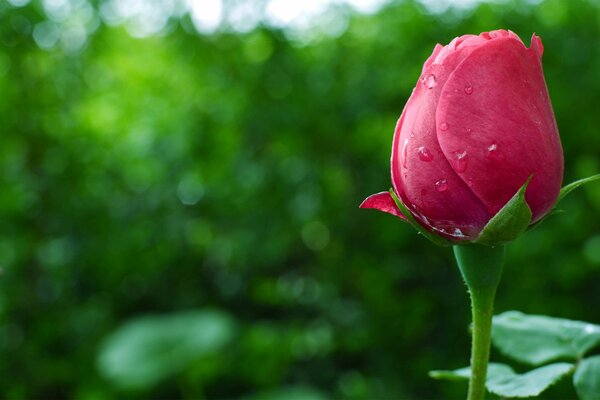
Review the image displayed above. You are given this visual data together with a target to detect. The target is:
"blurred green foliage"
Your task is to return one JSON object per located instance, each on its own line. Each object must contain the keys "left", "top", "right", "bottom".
{"left": 0, "top": 0, "right": 599, "bottom": 398}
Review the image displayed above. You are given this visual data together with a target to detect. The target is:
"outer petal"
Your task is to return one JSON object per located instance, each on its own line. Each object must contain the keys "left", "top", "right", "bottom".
{"left": 436, "top": 36, "right": 563, "bottom": 222}
{"left": 391, "top": 47, "right": 491, "bottom": 239}
{"left": 359, "top": 191, "right": 407, "bottom": 220}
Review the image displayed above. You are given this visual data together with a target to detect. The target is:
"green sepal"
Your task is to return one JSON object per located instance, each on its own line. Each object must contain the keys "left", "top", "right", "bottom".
{"left": 557, "top": 173, "right": 600, "bottom": 204}
{"left": 530, "top": 174, "right": 600, "bottom": 230}
{"left": 389, "top": 189, "right": 451, "bottom": 247}
{"left": 474, "top": 177, "right": 532, "bottom": 246}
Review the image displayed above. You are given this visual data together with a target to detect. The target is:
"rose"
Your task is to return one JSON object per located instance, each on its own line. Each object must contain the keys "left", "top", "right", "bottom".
{"left": 361, "top": 30, "right": 563, "bottom": 241}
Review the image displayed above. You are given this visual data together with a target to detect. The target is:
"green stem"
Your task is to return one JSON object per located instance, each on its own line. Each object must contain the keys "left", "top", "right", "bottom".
{"left": 453, "top": 244, "right": 505, "bottom": 400}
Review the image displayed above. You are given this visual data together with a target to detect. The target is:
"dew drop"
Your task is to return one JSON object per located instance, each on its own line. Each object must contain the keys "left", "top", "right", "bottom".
{"left": 453, "top": 228, "right": 465, "bottom": 238}
{"left": 439, "top": 122, "right": 449, "bottom": 132}
{"left": 435, "top": 178, "right": 448, "bottom": 193}
{"left": 467, "top": 177, "right": 474, "bottom": 187}
{"left": 452, "top": 150, "right": 468, "bottom": 172}
{"left": 464, "top": 84, "right": 473, "bottom": 95}
{"left": 466, "top": 128, "right": 472, "bottom": 134}
{"left": 421, "top": 74, "right": 437, "bottom": 89}
{"left": 486, "top": 143, "right": 504, "bottom": 162}
{"left": 401, "top": 139, "right": 409, "bottom": 168}
{"left": 417, "top": 146, "right": 434, "bottom": 162}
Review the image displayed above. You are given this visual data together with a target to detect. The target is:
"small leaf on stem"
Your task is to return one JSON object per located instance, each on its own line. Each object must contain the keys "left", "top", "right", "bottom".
{"left": 430, "top": 362, "right": 573, "bottom": 398}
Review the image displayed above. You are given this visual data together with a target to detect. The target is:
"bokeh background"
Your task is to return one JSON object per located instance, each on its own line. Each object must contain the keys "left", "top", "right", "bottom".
{"left": 1, "top": 0, "right": 600, "bottom": 398}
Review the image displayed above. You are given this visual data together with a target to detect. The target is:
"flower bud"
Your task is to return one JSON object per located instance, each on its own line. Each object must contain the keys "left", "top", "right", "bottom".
{"left": 361, "top": 30, "right": 563, "bottom": 242}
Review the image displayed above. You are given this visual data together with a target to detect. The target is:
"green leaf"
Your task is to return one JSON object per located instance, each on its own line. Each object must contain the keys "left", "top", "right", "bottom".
{"left": 573, "top": 355, "right": 600, "bottom": 400}
{"left": 430, "top": 362, "right": 573, "bottom": 398}
{"left": 475, "top": 177, "right": 532, "bottom": 246}
{"left": 97, "top": 309, "right": 235, "bottom": 389}
{"left": 429, "top": 362, "right": 511, "bottom": 381}
{"left": 486, "top": 362, "right": 573, "bottom": 398}
{"left": 557, "top": 174, "right": 600, "bottom": 204}
{"left": 389, "top": 189, "right": 451, "bottom": 247}
{"left": 492, "top": 311, "right": 600, "bottom": 366}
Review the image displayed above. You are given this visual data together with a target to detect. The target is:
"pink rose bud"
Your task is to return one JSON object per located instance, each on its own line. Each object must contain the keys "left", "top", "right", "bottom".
{"left": 361, "top": 30, "right": 563, "bottom": 241}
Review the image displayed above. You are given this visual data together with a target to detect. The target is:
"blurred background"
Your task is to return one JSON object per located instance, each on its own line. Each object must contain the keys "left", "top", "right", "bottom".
{"left": 1, "top": 0, "right": 599, "bottom": 398}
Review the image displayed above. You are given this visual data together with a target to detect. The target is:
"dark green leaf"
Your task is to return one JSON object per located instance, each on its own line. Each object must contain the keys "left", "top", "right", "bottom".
{"left": 486, "top": 363, "right": 573, "bottom": 398}
{"left": 97, "top": 310, "right": 235, "bottom": 389}
{"left": 492, "top": 311, "right": 600, "bottom": 365}
{"left": 557, "top": 174, "right": 600, "bottom": 204}
{"left": 430, "top": 362, "right": 572, "bottom": 398}
{"left": 475, "top": 177, "right": 532, "bottom": 246}
{"left": 429, "top": 363, "right": 511, "bottom": 381}
{"left": 573, "top": 355, "right": 600, "bottom": 400}
{"left": 389, "top": 189, "right": 451, "bottom": 247}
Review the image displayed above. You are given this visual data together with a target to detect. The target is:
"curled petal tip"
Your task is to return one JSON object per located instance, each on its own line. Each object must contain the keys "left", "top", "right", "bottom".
{"left": 530, "top": 33, "right": 544, "bottom": 57}
{"left": 360, "top": 191, "right": 407, "bottom": 221}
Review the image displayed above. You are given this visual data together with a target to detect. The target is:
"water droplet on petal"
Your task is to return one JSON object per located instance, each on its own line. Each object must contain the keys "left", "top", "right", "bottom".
{"left": 401, "top": 139, "right": 409, "bottom": 169}
{"left": 439, "top": 122, "right": 449, "bottom": 132}
{"left": 467, "top": 178, "right": 474, "bottom": 187}
{"left": 421, "top": 74, "right": 436, "bottom": 89}
{"left": 417, "top": 146, "right": 434, "bottom": 162}
{"left": 486, "top": 143, "right": 504, "bottom": 162}
{"left": 452, "top": 150, "right": 468, "bottom": 172}
{"left": 410, "top": 132, "right": 415, "bottom": 138}
{"left": 466, "top": 128, "right": 472, "bottom": 134}
{"left": 435, "top": 179, "right": 448, "bottom": 192}
{"left": 464, "top": 84, "right": 473, "bottom": 95}
{"left": 453, "top": 228, "right": 465, "bottom": 237}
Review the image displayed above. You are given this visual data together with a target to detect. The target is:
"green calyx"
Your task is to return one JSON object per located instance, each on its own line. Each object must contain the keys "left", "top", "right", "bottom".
{"left": 391, "top": 173, "right": 600, "bottom": 248}
{"left": 389, "top": 189, "right": 452, "bottom": 247}
{"left": 473, "top": 177, "right": 533, "bottom": 246}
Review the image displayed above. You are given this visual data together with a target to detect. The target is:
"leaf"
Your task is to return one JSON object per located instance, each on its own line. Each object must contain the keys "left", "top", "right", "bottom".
{"left": 492, "top": 311, "right": 600, "bottom": 366}
{"left": 557, "top": 174, "right": 600, "bottom": 204}
{"left": 573, "top": 355, "right": 600, "bottom": 400}
{"left": 389, "top": 189, "right": 451, "bottom": 247}
{"left": 429, "top": 362, "right": 511, "bottom": 381}
{"left": 475, "top": 177, "right": 532, "bottom": 246}
{"left": 430, "top": 363, "right": 573, "bottom": 398}
{"left": 486, "top": 363, "right": 573, "bottom": 398}
{"left": 97, "top": 309, "right": 235, "bottom": 389}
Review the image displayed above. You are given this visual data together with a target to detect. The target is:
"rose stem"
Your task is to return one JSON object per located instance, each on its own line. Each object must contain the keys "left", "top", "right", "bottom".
{"left": 453, "top": 244, "right": 505, "bottom": 400}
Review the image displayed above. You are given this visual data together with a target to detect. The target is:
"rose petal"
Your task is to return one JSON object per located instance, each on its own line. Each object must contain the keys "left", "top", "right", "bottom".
{"left": 360, "top": 191, "right": 407, "bottom": 221}
{"left": 391, "top": 46, "right": 490, "bottom": 237}
{"left": 436, "top": 36, "right": 563, "bottom": 222}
